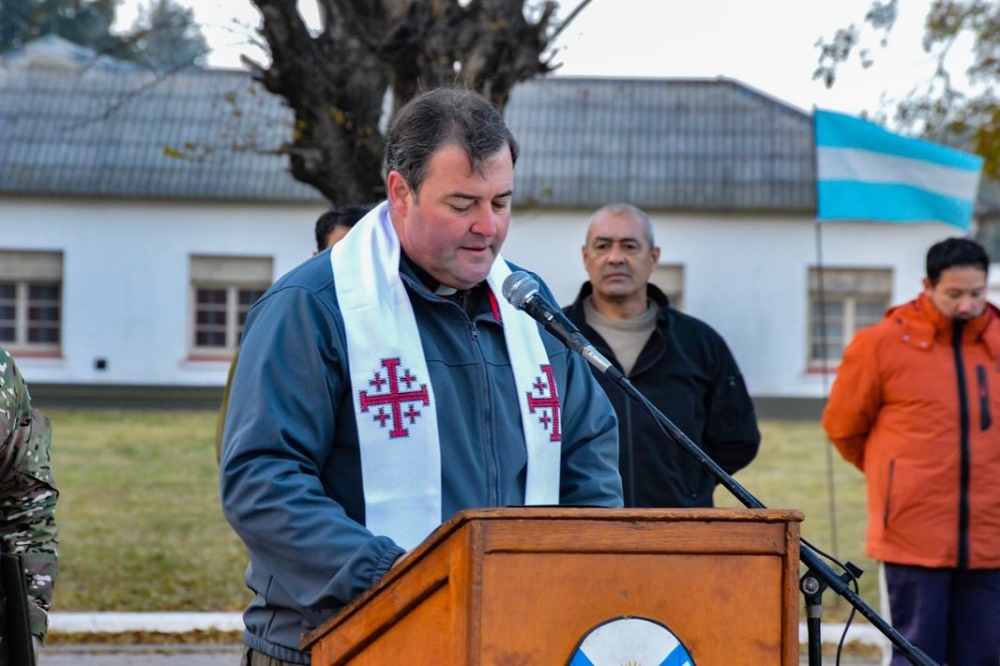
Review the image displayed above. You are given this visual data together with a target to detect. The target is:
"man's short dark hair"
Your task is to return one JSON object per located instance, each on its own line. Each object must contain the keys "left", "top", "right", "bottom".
{"left": 315, "top": 204, "right": 371, "bottom": 252}
{"left": 382, "top": 87, "right": 519, "bottom": 195}
{"left": 926, "top": 237, "right": 991, "bottom": 285}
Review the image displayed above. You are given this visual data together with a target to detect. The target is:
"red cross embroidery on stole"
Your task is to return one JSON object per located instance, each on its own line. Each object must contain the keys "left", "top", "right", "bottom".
{"left": 526, "top": 364, "right": 562, "bottom": 442}
{"left": 359, "top": 357, "right": 430, "bottom": 438}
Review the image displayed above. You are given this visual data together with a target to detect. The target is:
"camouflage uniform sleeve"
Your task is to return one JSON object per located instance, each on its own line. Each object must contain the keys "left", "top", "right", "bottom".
{"left": 0, "top": 349, "right": 59, "bottom": 641}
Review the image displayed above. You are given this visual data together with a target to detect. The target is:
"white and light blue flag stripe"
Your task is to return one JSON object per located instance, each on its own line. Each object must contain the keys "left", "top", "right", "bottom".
{"left": 815, "top": 109, "right": 983, "bottom": 231}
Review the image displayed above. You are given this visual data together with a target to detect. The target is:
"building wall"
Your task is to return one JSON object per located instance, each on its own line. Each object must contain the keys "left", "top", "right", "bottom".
{"left": 2, "top": 196, "right": 325, "bottom": 386}
{"left": 0, "top": 196, "right": 979, "bottom": 398}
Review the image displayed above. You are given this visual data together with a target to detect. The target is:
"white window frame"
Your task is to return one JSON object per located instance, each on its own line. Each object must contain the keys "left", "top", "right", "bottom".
{"left": 0, "top": 250, "right": 63, "bottom": 355}
{"left": 189, "top": 255, "right": 272, "bottom": 358}
{"left": 807, "top": 267, "right": 892, "bottom": 369}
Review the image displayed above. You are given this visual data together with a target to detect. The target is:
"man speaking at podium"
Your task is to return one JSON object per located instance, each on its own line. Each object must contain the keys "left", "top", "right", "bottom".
{"left": 220, "top": 87, "right": 624, "bottom": 666}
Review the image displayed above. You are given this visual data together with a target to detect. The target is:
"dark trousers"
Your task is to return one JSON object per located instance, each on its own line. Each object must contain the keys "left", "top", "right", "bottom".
{"left": 884, "top": 563, "right": 1000, "bottom": 666}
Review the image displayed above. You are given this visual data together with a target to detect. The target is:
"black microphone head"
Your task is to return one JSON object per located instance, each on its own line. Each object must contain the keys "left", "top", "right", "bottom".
{"left": 502, "top": 271, "right": 540, "bottom": 310}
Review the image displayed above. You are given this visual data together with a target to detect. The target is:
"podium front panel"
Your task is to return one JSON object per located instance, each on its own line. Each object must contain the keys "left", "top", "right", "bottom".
{"left": 303, "top": 508, "right": 801, "bottom": 665}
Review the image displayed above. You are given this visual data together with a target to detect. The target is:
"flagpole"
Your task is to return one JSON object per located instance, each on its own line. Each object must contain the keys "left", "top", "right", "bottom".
{"left": 808, "top": 107, "right": 849, "bottom": 666}
{"left": 814, "top": 218, "right": 840, "bottom": 562}
{"left": 812, "top": 105, "right": 840, "bottom": 562}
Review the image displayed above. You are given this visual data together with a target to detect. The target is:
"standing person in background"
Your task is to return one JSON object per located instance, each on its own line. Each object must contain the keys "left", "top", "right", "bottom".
{"left": 312, "top": 204, "right": 371, "bottom": 256}
{"left": 214, "top": 204, "right": 372, "bottom": 462}
{"left": 563, "top": 203, "right": 760, "bottom": 507}
{"left": 0, "top": 346, "right": 58, "bottom": 665}
{"left": 823, "top": 237, "right": 1000, "bottom": 666}
{"left": 220, "top": 87, "right": 622, "bottom": 666}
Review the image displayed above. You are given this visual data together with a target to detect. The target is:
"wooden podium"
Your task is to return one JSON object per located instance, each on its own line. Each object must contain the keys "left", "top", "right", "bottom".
{"left": 302, "top": 507, "right": 802, "bottom": 665}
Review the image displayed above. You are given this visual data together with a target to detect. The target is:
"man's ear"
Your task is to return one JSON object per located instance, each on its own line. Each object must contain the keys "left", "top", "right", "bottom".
{"left": 386, "top": 171, "right": 412, "bottom": 218}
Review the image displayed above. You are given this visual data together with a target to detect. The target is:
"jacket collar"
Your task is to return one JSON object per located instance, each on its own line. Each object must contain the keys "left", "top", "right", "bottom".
{"left": 890, "top": 293, "right": 1000, "bottom": 357}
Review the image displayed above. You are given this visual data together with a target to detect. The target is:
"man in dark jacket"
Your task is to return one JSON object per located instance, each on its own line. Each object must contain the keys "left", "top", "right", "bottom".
{"left": 563, "top": 203, "right": 760, "bottom": 507}
{"left": 221, "top": 88, "right": 622, "bottom": 666}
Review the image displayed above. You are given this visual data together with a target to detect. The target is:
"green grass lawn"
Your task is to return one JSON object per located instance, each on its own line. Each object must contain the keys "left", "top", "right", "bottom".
{"left": 47, "top": 410, "right": 876, "bottom": 621}
{"left": 49, "top": 409, "right": 250, "bottom": 612}
{"left": 715, "top": 420, "right": 877, "bottom": 620}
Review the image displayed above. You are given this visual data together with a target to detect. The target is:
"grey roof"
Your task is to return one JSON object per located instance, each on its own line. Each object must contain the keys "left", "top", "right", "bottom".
{"left": 0, "top": 52, "right": 816, "bottom": 211}
{"left": 0, "top": 62, "right": 318, "bottom": 202}
{"left": 508, "top": 77, "right": 814, "bottom": 212}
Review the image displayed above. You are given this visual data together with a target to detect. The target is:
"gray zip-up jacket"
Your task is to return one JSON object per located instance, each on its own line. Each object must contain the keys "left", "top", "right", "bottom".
{"left": 220, "top": 251, "right": 623, "bottom": 664}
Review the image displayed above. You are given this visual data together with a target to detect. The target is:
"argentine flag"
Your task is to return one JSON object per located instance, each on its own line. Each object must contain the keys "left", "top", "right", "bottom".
{"left": 815, "top": 109, "right": 983, "bottom": 231}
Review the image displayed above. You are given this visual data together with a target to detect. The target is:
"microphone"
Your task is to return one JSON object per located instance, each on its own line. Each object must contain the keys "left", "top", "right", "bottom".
{"left": 502, "top": 271, "right": 618, "bottom": 377}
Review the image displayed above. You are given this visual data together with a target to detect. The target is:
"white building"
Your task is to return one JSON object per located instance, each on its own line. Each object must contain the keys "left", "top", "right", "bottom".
{"left": 0, "top": 42, "right": 980, "bottom": 414}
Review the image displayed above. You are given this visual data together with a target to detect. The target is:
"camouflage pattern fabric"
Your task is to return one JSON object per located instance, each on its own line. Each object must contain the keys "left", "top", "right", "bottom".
{"left": 0, "top": 347, "right": 58, "bottom": 644}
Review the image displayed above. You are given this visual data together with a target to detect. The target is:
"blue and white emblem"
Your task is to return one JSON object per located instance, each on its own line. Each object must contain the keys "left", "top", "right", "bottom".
{"left": 567, "top": 616, "right": 695, "bottom": 666}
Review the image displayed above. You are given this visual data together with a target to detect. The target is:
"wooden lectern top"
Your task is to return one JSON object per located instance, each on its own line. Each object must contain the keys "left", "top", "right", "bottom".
{"left": 303, "top": 507, "right": 803, "bottom": 665}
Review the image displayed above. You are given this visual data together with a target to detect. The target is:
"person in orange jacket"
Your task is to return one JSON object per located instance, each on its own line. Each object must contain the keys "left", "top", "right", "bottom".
{"left": 822, "top": 237, "right": 1000, "bottom": 666}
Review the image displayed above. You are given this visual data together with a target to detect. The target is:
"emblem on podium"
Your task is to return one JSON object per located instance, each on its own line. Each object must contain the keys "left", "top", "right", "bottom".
{"left": 567, "top": 616, "right": 694, "bottom": 666}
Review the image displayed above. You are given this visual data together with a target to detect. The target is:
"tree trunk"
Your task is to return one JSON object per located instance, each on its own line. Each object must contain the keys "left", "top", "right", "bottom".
{"left": 247, "top": 0, "right": 585, "bottom": 204}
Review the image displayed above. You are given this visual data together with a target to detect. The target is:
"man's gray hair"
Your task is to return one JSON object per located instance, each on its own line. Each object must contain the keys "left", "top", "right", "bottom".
{"left": 588, "top": 203, "right": 655, "bottom": 246}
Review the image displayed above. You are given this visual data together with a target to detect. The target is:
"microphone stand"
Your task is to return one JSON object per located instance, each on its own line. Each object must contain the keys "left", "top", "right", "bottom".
{"left": 598, "top": 364, "right": 936, "bottom": 666}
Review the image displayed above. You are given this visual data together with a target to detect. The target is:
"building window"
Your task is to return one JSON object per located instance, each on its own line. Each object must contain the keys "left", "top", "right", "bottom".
{"left": 808, "top": 267, "right": 892, "bottom": 368}
{"left": 0, "top": 250, "right": 63, "bottom": 354}
{"left": 650, "top": 264, "right": 684, "bottom": 311}
{"left": 190, "top": 256, "right": 272, "bottom": 357}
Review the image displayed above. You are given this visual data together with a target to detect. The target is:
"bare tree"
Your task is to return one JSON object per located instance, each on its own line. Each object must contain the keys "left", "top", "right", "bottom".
{"left": 242, "top": 0, "right": 589, "bottom": 204}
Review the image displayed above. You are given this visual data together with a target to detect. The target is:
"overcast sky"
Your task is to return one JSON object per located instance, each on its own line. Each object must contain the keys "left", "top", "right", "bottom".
{"left": 115, "top": 0, "right": 959, "bottom": 118}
